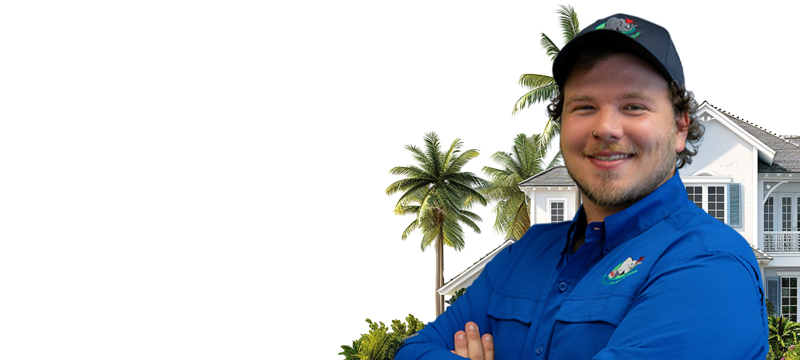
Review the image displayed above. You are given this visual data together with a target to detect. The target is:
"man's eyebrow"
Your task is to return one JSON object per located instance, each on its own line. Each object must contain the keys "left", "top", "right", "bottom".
{"left": 620, "top": 92, "right": 656, "bottom": 102}
{"left": 565, "top": 92, "right": 657, "bottom": 103}
{"left": 565, "top": 95, "right": 594, "bottom": 102}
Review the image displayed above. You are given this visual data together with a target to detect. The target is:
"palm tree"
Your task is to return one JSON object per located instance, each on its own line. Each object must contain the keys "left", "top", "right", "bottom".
{"left": 512, "top": 4, "right": 580, "bottom": 146}
{"left": 386, "top": 132, "right": 487, "bottom": 316}
{"left": 482, "top": 133, "right": 561, "bottom": 241}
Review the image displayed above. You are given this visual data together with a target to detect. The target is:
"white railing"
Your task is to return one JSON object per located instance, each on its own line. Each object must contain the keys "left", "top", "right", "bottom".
{"left": 764, "top": 232, "right": 800, "bottom": 252}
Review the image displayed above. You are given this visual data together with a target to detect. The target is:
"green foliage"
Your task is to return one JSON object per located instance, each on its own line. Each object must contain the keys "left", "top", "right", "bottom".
{"left": 386, "top": 132, "right": 487, "bottom": 252}
{"left": 773, "top": 342, "right": 800, "bottom": 360}
{"left": 481, "top": 133, "right": 562, "bottom": 240}
{"left": 512, "top": 4, "right": 581, "bottom": 147}
{"left": 768, "top": 298, "right": 776, "bottom": 317}
{"left": 770, "top": 316, "right": 800, "bottom": 356}
{"left": 339, "top": 314, "right": 426, "bottom": 360}
{"left": 387, "top": 132, "right": 488, "bottom": 315}
{"left": 339, "top": 340, "right": 361, "bottom": 360}
{"left": 445, "top": 288, "right": 466, "bottom": 305}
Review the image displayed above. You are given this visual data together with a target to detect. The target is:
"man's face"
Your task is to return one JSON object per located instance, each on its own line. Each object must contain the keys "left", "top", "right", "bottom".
{"left": 559, "top": 52, "right": 689, "bottom": 213}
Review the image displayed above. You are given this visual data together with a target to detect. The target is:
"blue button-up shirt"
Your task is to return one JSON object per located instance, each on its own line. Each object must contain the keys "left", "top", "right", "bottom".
{"left": 396, "top": 172, "right": 767, "bottom": 359}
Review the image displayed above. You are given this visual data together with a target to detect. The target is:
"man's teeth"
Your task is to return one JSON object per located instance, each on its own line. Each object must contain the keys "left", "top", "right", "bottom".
{"left": 594, "top": 154, "right": 630, "bottom": 161}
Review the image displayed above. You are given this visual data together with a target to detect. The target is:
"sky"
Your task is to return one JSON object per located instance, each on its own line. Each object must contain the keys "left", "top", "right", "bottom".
{"left": 2, "top": 1, "right": 798, "bottom": 359}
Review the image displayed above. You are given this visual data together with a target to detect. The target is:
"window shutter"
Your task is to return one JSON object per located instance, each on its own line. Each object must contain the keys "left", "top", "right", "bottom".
{"left": 727, "top": 183, "right": 743, "bottom": 228}
{"left": 767, "top": 276, "right": 779, "bottom": 317}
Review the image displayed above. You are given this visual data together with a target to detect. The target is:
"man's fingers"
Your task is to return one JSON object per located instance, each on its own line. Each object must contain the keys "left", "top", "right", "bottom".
{"left": 453, "top": 331, "right": 468, "bottom": 358}
{"left": 465, "top": 322, "right": 484, "bottom": 360}
{"left": 453, "top": 323, "right": 494, "bottom": 360}
{"left": 482, "top": 334, "right": 494, "bottom": 360}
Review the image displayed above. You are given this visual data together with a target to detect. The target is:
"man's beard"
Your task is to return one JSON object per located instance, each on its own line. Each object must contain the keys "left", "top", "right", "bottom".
{"left": 566, "top": 137, "right": 677, "bottom": 210}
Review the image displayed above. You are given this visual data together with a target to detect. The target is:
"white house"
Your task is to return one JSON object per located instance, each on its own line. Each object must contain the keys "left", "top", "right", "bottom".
{"left": 439, "top": 101, "right": 800, "bottom": 320}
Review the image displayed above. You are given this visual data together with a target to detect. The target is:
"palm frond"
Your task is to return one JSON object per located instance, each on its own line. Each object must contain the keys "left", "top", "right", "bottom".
{"left": 447, "top": 172, "right": 487, "bottom": 188}
{"left": 447, "top": 148, "right": 480, "bottom": 173}
{"left": 400, "top": 219, "right": 419, "bottom": 240}
{"left": 403, "top": 145, "right": 432, "bottom": 170}
{"left": 391, "top": 182, "right": 431, "bottom": 211}
{"left": 447, "top": 181, "right": 488, "bottom": 207}
{"left": 419, "top": 218, "right": 439, "bottom": 251}
{"left": 442, "top": 137, "right": 464, "bottom": 171}
{"left": 546, "top": 149, "right": 563, "bottom": 169}
{"left": 557, "top": 4, "right": 580, "bottom": 44}
{"left": 512, "top": 79, "right": 558, "bottom": 116}
{"left": 539, "top": 33, "right": 560, "bottom": 62}
{"left": 388, "top": 165, "right": 434, "bottom": 181}
{"left": 456, "top": 213, "right": 481, "bottom": 236}
{"left": 423, "top": 132, "right": 443, "bottom": 178}
{"left": 518, "top": 73, "right": 556, "bottom": 89}
{"left": 385, "top": 177, "right": 429, "bottom": 197}
{"left": 508, "top": 199, "right": 531, "bottom": 240}
{"left": 441, "top": 217, "right": 466, "bottom": 250}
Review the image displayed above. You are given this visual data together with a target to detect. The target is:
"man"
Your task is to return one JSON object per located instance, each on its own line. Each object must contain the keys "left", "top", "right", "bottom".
{"left": 396, "top": 13, "right": 767, "bottom": 359}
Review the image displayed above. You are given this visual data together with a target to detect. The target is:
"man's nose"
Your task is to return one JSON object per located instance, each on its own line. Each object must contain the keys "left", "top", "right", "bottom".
{"left": 591, "top": 109, "right": 623, "bottom": 141}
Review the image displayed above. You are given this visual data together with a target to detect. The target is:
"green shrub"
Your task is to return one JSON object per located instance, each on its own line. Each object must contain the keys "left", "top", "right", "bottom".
{"left": 339, "top": 314, "right": 425, "bottom": 360}
{"left": 769, "top": 316, "right": 800, "bottom": 359}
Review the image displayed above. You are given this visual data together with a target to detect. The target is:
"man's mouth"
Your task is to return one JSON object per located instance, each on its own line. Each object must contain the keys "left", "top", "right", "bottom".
{"left": 590, "top": 154, "right": 632, "bottom": 161}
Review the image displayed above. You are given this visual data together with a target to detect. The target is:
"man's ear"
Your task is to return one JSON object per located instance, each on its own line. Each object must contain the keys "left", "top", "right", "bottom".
{"left": 675, "top": 112, "right": 690, "bottom": 153}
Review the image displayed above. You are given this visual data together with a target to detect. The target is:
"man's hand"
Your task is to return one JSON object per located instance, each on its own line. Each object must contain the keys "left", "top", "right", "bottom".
{"left": 451, "top": 322, "right": 494, "bottom": 360}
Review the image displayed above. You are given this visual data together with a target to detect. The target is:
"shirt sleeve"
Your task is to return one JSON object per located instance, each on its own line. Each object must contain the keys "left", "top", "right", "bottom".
{"left": 592, "top": 252, "right": 768, "bottom": 359}
{"left": 394, "top": 247, "right": 510, "bottom": 360}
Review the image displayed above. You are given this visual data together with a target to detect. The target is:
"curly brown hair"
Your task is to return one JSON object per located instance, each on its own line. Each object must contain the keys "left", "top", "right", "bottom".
{"left": 547, "top": 47, "right": 704, "bottom": 169}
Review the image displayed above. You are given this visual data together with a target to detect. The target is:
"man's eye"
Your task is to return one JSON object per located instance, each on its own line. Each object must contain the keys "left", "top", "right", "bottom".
{"left": 624, "top": 104, "right": 646, "bottom": 110}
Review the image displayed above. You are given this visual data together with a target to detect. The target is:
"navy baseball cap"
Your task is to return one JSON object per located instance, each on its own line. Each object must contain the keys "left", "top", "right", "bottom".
{"left": 553, "top": 14, "right": 684, "bottom": 89}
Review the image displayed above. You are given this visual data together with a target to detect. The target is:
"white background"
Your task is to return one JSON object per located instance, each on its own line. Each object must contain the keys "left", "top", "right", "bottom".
{"left": 1, "top": 1, "right": 796, "bottom": 359}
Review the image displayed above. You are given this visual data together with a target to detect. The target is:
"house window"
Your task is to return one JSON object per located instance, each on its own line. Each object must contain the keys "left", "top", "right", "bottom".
{"left": 686, "top": 185, "right": 725, "bottom": 222}
{"left": 707, "top": 186, "right": 725, "bottom": 221}
{"left": 796, "top": 196, "right": 800, "bottom": 231}
{"left": 764, "top": 197, "right": 776, "bottom": 251}
{"left": 764, "top": 194, "right": 800, "bottom": 252}
{"left": 686, "top": 186, "right": 703, "bottom": 209}
{"left": 550, "top": 201, "right": 565, "bottom": 223}
{"left": 783, "top": 277, "right": 798, "bottom": 322}
{"left": 783, "top": 196, "right": 794, "bottom": 232}
{"left": 765, "top": 197, "right": 775, "bottom": 232}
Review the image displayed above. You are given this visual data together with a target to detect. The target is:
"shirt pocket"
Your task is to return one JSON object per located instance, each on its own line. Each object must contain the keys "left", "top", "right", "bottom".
{"left": 549, "top": 296, "right": 633, "bottom": 360}
{"left": 486, "top": 292, "right": 536, "bottom": 360}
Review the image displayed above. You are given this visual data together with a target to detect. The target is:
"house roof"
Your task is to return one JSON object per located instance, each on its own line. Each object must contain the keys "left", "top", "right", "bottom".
{"left": 751, "top": 244, "right": 773, "bottom": 261}
{"left": 705, "top": 102, "right": 800, "bottom": 173}
{"left": 784, "top": 136, "right": 800, "bottom": 147}
{"left": 438, "top": 239, "right": 515, "bottom": 296}
{"left": 518, "top": 166, "right": 576, "bottom": 187}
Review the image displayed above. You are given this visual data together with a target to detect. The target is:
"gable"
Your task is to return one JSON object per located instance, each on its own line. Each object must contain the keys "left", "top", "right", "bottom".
{"left": 682, "top": 113, "right": 755, "bottom": 180}
{"left": 696, "top": 102, "right": 775, "bottom": 166}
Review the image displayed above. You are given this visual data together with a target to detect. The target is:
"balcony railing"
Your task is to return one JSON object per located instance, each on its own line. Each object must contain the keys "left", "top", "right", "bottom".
{"left": 764, "top": 231, "right": 800, "bottom": 252}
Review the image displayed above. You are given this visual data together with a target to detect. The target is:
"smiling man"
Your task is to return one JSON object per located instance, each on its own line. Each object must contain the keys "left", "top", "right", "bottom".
{"left": 395, "top": 14, "right": 768, "bottom": 360}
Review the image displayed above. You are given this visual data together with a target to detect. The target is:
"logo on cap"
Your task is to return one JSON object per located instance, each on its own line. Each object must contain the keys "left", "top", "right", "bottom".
{"left": 602, "top": 256, "right": 644, "bottom": 284}
{"left": 595, "top": 17, "right": 640, "bottom": 39}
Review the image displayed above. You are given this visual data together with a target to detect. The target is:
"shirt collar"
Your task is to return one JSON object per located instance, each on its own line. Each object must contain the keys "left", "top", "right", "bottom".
{"left": 565, "top": 170, "right": 688, "bottom": 255}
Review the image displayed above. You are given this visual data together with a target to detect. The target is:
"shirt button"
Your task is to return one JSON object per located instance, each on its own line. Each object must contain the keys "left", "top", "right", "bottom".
{"left": 605, "top": 244, "right": 612, "bottom": 251}
{"left": 536, "top": 346, "right": 544, "bottom": 355}
{"left": 558, "top": 282, "right": 568, "bottom": 292}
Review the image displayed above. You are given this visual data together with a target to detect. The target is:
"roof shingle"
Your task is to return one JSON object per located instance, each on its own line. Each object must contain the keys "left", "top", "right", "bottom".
{"left": 518, "top": 166, "right": 576, "bottom": 187}
{"left": 705, "top": 102, "right": 800, "bottom": 173}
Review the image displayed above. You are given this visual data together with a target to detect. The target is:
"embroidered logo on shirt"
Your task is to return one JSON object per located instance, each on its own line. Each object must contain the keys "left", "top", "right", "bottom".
{"left": 602, "top": 256, "right": 645, "bottom": 285}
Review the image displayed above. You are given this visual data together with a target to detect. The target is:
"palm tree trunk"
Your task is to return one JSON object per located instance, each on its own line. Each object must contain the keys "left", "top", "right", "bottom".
{"left": 435, "top": 228, "right": 445, "bottom": 316}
